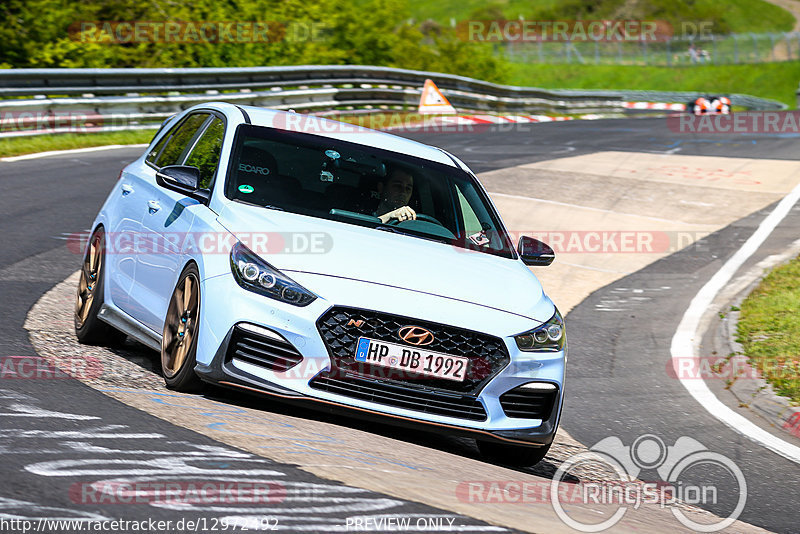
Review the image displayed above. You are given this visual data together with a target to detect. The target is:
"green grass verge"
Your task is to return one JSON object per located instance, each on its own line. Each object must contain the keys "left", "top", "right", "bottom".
{"left": 737, "top": 256, "right": 800, "bottom": 404}
{"left": 505, "top": 62, "right": 800, "bottom": 108}
{"left": 0, "top": 129, "right": 158, "bottom": 158}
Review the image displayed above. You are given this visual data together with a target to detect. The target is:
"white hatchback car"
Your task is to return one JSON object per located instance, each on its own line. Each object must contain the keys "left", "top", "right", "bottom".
{"left": 75, "top": 102, "right": 565, "bottom": 466}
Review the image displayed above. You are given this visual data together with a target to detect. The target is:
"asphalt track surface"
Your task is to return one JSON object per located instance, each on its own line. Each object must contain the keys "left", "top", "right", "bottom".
{"left": 1, "top": 117, "right": 800, "bottom": 532}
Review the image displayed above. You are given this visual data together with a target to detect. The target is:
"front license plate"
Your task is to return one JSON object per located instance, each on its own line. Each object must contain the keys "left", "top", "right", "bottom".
{"left": 354, "top": 337, "right": 468, "bottom": 382}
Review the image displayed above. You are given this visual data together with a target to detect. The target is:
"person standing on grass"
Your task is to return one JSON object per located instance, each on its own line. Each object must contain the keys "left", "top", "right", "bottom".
{"left": 689, "top": 42, "right": 699, "bottom": 64}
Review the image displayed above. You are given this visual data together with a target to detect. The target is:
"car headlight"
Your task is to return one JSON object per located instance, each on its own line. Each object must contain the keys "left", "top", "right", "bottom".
{"left": 230, "top": 242, "right": 316, "bottom": 307}
{"left": 514, "top": 310, "right": 565, "bottom": 352}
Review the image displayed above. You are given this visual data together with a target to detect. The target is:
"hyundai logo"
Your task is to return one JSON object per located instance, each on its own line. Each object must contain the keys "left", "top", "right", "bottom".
{"left": 398, "top": 326, "right": 434, "bottom": 346}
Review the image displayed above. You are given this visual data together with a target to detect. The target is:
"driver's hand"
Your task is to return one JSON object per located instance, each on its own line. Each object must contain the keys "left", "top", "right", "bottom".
{"left": 379, "top": 206, "right": 416, "bottom": 224}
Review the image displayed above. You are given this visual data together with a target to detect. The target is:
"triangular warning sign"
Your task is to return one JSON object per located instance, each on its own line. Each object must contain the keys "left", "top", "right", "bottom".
{"left": 418, "top": 79, "right": 456, "bottom": 115}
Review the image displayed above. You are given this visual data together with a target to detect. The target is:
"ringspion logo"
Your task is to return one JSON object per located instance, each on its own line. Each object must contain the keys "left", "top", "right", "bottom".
{"left": 550, "top": 434, "right": 747, "bottom": 532}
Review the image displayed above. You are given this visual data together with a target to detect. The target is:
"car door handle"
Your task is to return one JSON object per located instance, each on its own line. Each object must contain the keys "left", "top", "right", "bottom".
{"left": 121, "top": 184, "right": 134, "bottom": 196}
{"left": 147, "top": 200, "right": 160, "bottom": 213}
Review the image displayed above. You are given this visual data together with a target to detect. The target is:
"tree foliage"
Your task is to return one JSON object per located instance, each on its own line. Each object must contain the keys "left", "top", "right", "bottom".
{"left": 0, "top": 0, "right": 506, "bottom": 82}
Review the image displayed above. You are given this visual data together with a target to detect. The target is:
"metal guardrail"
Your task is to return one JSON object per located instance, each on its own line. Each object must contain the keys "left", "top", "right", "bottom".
{"left": 0, "top": 65, "right": 787, "bottom": 137}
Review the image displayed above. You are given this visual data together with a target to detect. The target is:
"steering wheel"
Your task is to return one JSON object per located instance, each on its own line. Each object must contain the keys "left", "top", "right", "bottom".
{"left": 387, "top": 213, "right": 443, "bottom": 226}
{"left": 413, "top": 213, "right": 444, "bottom": 225}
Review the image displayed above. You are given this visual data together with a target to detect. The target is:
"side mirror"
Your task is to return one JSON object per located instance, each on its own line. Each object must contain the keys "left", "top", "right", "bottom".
{"left": 155, "top": 165, "right": 209, "bottom": 203}
{"left": 518, "top": 236, "right": 555, "bottom": 266}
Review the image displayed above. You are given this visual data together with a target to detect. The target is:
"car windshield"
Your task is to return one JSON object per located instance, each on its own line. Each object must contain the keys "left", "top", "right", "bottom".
{"left": 225, "top": 124, "right": 516, "bottom": 259}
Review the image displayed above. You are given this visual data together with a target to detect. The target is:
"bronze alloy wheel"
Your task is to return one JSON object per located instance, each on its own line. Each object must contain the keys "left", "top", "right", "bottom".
{"left": 161, "top": 265, "right": 203, "bottom": 391}
{"left": 74, "top": 227, "right": 126, "bottom": 346}
{"left": 75, "top": 232, "right": 102, "bottom": 328}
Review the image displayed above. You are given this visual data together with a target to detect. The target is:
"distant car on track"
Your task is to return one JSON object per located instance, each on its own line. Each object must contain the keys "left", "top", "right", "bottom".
{"left": 688, "top": 95, "right": 731, "bottom": 115}
{"left": 74, "top": 102, "right": 565, "bottom": 466}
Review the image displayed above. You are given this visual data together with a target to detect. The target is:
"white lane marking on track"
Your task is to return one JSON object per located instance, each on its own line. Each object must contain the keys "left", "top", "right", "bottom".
{"left": 25, "top": 458, "right": 286, "bottom": 477}
{"left": 0, "top": 403, "right": 100, "bottom": 420}
{"left": 152, "top": 498, "right": 402, "bottom": 514}
{"left": 0, "top": 394, "right": 435, "bottom": 524}
{"left": 0, "top": 425, "right": 163, "bottom": 439}
{"left": 60, "top": 441, "right": 252, "bottom": 457}
{"left": 487, "top": 191, "right": 702, "bottom": 225}
{"left": 0, "top": 496, "right": 110, "bottom": 522}
{"left": 0, "top": 144, "right": 147, "bottom": 162}
{"left": 671, "top": 180, "right": 800, "bottom": 465}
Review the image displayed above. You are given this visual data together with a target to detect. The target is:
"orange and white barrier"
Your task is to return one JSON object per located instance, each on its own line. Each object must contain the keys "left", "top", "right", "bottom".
{"left": 623, "top": 101, "right": 687, "bottom": 111}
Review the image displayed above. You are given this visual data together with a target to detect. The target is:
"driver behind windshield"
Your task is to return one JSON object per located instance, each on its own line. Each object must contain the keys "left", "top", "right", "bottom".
{"left": 375, "top": 165, "right": 417, "bottom": 224}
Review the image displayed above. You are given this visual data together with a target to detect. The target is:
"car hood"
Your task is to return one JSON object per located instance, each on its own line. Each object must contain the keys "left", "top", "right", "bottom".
{"left": 217, "top": 202, "right": 550, "bottom": 323}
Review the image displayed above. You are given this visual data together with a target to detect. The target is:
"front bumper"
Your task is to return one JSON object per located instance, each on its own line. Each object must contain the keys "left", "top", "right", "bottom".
{"left": 194, "top": 272, "right": 566, "bottom": 447}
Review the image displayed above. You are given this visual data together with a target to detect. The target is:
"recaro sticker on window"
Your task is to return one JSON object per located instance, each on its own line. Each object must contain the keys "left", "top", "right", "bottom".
{"left": 238, "top": 163, "right": 270, "bottom": 176}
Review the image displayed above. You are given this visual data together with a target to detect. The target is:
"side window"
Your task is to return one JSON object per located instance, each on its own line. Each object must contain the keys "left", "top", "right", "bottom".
{"left": 184, "top": 117, "right": 225, "bottom": 189}
{"left": 455, "top": 182, "right": 501, "bottom": 249}
{"left": 456, "top": 187, "right": 483, "bottom": 235}
{"left": 153, "top": 113, "right": 210, "bottom": 168}
{"left": 145, "top": 126, "right": 172, "bottom": 164}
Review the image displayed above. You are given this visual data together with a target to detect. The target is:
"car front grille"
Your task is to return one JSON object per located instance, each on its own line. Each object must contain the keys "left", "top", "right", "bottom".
{"left": 309, "top": 373, "right": 487, "bottom": 421}
{"left": 225, "top": 324, "right": 303, "bottom": 372}
{"left": 499, "top": 384, "right": 559, "bottom": 420}
{"left": 316, "top": 306, "right": 509, "bottom": 395}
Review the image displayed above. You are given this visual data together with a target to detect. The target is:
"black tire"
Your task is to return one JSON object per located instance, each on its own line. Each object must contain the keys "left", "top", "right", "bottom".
{"left": 477, "top": 439, "right": 552, "bottom": 467}
{"left": 161, "top": 263, "right": 204, "bottom": 392}
{"left": 75, "top": 226, "right": 127, "bottom": 346}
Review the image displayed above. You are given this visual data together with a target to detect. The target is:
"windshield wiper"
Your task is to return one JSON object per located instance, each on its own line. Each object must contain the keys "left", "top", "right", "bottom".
{"left": 262, "top": 204, "right": 285, "bottom": 211}
{"left": 375, "top": 225, "right": 451, "bottom": 244}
